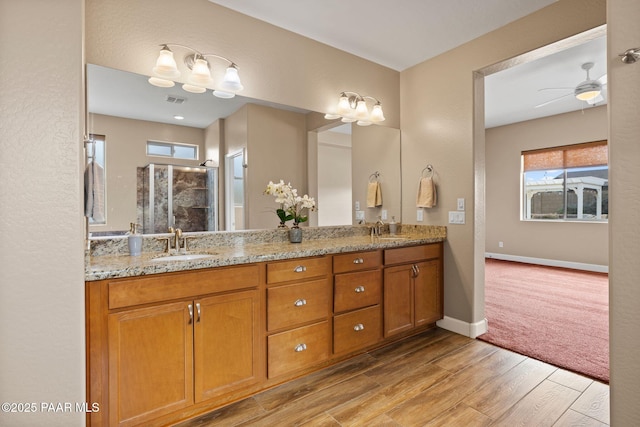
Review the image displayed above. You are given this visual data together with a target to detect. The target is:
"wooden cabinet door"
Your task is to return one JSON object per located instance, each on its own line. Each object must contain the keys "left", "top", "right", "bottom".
{"left": 383, "top": 264, "right": 414, "bottom": 337}
{"left": 194, "top": 290, "right": 261, "bottom": 402}
{"left": 414, "top": 260, "right": 442, "bottom": 328}
{"left": 108, "top": 301, "right": 193, "bottom": 427}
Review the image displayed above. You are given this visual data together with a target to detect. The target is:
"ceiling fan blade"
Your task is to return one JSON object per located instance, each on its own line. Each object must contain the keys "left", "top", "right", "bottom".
{"left": 597, "top": 74, "right": 607, "bottom": 85}
{"left": 534, "top": 92, "right": 574, "bottom": 108}
{"left": 538, "top": 87, "right": 574, "bottom": 91}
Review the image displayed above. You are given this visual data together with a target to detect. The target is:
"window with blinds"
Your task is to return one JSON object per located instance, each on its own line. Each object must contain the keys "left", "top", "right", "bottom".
{"left": 521, "top": 141, "right": 608, "bottom": 221}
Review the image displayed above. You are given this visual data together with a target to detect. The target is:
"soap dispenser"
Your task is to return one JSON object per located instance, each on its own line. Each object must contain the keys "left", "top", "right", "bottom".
{"left": 127, "top": 222, "right": 142, "bottom": 256}
{"left": 389, "top": 216, "right": 398, "bottom": 235}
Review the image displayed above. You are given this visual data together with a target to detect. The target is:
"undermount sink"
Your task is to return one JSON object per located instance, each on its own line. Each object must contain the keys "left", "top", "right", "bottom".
{"left": 151, "top": 253, "right": 216, "bottom": 262}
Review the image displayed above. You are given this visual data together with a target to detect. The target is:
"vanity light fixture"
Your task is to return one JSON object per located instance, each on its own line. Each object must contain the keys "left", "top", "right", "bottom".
{"left": 324, "top": 91, "right": 385, "bottom": 126}
{"left": 148, "top": 44, "right": 244, "bottom": 98}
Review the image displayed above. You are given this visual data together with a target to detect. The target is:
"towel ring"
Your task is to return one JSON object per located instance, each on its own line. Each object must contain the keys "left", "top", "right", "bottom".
{"left": 421, "top": 165, "right": 434, "bottom": 178}
{"left": 369, "top": 171, "right": 380, "bottom": 182}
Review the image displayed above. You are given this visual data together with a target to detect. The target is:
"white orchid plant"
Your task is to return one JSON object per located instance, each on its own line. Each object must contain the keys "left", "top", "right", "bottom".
{"left": 265, "top": 180, "right": 316, "bottom": 227}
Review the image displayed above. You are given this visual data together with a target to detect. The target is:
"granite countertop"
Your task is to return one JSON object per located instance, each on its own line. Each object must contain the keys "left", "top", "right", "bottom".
{"left": 86, "top": 226, "right": 446, "bottom": 281}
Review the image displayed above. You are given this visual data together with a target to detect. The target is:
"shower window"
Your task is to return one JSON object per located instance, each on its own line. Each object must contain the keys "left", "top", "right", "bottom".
{"left": 146, "top": 140, "right": 198, "bottom": 160}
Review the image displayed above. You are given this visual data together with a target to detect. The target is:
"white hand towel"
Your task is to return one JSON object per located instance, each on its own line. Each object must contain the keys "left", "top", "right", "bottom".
{"left": 416, "top": 177, "right": 436, "bottom": 208}
{"left": 85, "top": 161, "right": 106, "bottom": 222}
{"left": 367, "top": 182, "right": 383, "bottom": 207}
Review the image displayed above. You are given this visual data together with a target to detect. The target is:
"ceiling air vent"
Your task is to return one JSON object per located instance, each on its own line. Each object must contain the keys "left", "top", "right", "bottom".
{"left": 166, "top": 95, "right": 186, "bottom": 104}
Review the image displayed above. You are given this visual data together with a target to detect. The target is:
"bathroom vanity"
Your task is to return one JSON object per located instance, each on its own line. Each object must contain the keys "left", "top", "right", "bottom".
{"left": 85, "top": 226, "right": 445, "bottom": 427}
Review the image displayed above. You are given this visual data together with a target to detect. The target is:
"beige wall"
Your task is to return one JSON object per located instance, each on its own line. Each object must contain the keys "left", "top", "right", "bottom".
{"left": 608, "top": 0, "right": 640, "bottom": 422}
{"left": 0, "top": 0, "right": 86, "bottom": 426}
{"left": 85, "top": 0, "right": 400, "bottom": 128}
{"left": 400, "top": 0, "right": 606, "bottom": 325}
{"left": 89, "top": 114, "right": 205, "bottom": 233}
{"left": 486, "top": 106, "right": 608, "bottom": 267}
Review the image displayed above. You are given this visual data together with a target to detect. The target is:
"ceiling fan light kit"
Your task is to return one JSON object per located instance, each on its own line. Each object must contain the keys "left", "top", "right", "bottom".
{"left": 148, "top": 44, "right": 244, "bottom": 99}
{"left": 536, "top": 62, "right": 606, "bottom": 109}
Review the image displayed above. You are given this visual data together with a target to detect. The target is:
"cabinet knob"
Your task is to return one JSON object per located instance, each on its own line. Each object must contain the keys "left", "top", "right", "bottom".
{"left": 294, "top": 343, "right": 307, "bottom": 352}
{"left": 353, "top": 323, "right": 365, "bottom": 332}
{"left": 294, "top": 265, "right": 307, "bottom": 273}
{"left": 353, "top": 258, "right": 364, "bottom": 264}
{"left": 354, "top": 286, "right": 366, "bottom": 293}
{"left": 294, "top": 298, "right": 307, "bottom": 307}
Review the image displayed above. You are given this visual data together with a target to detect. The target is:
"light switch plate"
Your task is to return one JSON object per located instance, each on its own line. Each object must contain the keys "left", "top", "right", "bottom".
{"left": 355, "top": 210, "right": 365, "bottom": 221}
{"left": 457, "top": 198, "right": 465, "bottom": 211}
{"left": 381, "top": 209, "right": 388, "bottom": 220}
{"left": 417, "top": 209, "right": 424, "bottom": 222}
{"left": 448, "top": 211, "right": 465, "bottom": 224}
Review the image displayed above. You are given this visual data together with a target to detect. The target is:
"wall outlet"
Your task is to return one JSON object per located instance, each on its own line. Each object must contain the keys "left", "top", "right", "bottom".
{"left": 381, "top": 209, "right": 388, "bottom": 220}
{"left": 499, "top": 241, "right": 504, "bottom": 248}
{"left": 355, "top": 201, "right": 360, "bottom": 211}
{"left": 457, "top": 198, "right": 465, "bottom": 211}
{"left": 417, "top": 209, "right": 424, "bottom": 222}
{"left": 355, "top": 210, "right": 365, "bottom": 221}
{"left": 448, "top": 211, "right": 465, "bottom": 224}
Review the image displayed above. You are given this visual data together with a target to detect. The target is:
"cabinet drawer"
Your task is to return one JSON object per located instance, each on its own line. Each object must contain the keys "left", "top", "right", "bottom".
{"left": 384, "top": 243, "right": 441, "bottom": 266}
{"left": 267, "top": 279, "right": 330, "bottom": 331}
{"left": 333, "top": 250, "right": 382, "bottom": 274}
{"left": 334, "top": 270, "right": 382, "bottom": 313}
{"left": 268, "top": 321, "right": 330, "bottom": 378}
{"left": 333, "top": 306, "right": 382, "bottom": 355}
{"left": 267, "top": 257, "right": 331, "bottom": 284}
{"left": 109, "top": 264, "right": 261, "bottom": 309}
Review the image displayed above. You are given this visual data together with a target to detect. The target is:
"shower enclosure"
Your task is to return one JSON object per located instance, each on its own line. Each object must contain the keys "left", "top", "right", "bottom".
{"left": 140, "top": 163, "right": 218, "bottom": 233}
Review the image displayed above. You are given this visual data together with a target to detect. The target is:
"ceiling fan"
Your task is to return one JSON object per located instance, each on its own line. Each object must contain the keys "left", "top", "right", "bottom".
{"left": 535, "top": 62, "right": 607, "bottom": 108}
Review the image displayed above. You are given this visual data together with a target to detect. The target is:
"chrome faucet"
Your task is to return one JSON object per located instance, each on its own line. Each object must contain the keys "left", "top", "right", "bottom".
{"left": 375, "top": 217, "right": 385, "bottom": 236}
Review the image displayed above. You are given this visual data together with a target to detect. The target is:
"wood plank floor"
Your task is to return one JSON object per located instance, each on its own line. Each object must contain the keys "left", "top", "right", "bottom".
{"left": 175, "top": 328, "right": 610, "bottom": 426}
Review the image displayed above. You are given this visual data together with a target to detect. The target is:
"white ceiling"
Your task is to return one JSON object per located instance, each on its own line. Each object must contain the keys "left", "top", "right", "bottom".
{"left": 88, "top": 1, "right": 607, "bottom": 129}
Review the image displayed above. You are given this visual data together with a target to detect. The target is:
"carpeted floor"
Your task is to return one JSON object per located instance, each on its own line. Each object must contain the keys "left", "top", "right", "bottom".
{"left": 479, "top": 258, "right": 609, "bottom": 383}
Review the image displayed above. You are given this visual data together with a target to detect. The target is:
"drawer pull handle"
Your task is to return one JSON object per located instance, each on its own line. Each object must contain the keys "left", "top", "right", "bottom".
{"left": 353, "top": 323, "right": 365, "bottom": 332}
{"left": 294, "top": 265, "right": 307, "bottom": 273}
{"left": 195, "top": 303, "right": 201, "bottom": 323}
{"left": 354, "top": 286, "right": 365, "bottom": 293}
{"left": 294, "top": 343, "right": 307, "bottom": 352}
{"left": 294, "top": 298, "right": 307, "bottom": 307}
{"left": 353, "top": 258, "right": 364, "bottom": 264}
{"left": 188, "top": 304, "right": 194, "bottom": 324}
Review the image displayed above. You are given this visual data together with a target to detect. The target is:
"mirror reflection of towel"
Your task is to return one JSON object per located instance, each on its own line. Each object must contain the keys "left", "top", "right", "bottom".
{"left": 367, "top": 182, "right": 382, "bottom": 207}
{"left": 85, "top": 161, "right": 105, "bottom": 222}
{"left": 416, "top": 177, "right": 437, "bottom": 208}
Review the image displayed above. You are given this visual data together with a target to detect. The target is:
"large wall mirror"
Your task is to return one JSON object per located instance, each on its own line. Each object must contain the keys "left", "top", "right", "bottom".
{"left": 86, "top": 64, "right": 401, "bottom": 236}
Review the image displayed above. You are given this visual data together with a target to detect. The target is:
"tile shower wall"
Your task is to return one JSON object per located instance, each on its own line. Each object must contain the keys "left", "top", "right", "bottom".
{"left": 138, "top": 164, "right": 217, "bottom": 233}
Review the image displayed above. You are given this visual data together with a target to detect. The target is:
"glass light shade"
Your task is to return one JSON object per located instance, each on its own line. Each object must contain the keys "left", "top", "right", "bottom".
{"left": 356, "top": 120, "right": 372, "bottom": 126}
{"left": 219, "top": 66, "right": 243, "bottom": 92}
{"left": 575, "top": 89, "right": 600, "bottom": 101}
{"left": 213, "top": 90, "right": 235, "bottom": 99}
{"left": 148, "top": 77, "right": 175, "bottom": 88}
{"left": 337, "top": 95, "right": 351, "bottom": 115}
{"left": 188, "top": 58, "right": 212, "bottom": 85}
{"left": 152, "top": 49, "right": 180, "bottom": 78}
{"left": 324, "top": 113, "right": 341, "bottom": 120}
{"left": 355, "top": 100, "right": 369, "bottom": 120}
{"left": 341, "top": 117, "right": 356, "bottom": 123}
{"left": 182, "top": 84, "right": 207, "bottom": 94}
{"left": 370, "top": 104, "right": 385, "bottom": 122}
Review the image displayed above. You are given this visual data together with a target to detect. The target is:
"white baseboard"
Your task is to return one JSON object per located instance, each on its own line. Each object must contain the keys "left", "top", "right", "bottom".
{"left": 485, "top": 252, "right": 608, "bottom": 273}
{"left": 437, "top": 316, "right": 488, "bottom": 339}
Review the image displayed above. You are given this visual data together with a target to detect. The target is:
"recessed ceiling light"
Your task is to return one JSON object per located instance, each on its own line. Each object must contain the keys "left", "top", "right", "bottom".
{"left": 174, "top": 115, "right": 184, "bottom": 120}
